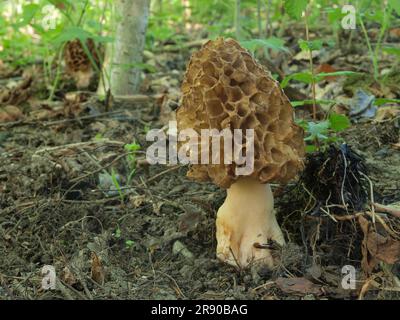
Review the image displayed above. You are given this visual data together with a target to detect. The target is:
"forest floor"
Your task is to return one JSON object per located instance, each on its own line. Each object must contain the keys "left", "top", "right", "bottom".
{"left": 1, "top": 29, "right": 400, "bottom": 300}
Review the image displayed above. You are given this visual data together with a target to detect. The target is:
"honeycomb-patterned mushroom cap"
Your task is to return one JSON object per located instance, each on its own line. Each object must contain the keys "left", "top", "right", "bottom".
{"left": 64, "top": 39, "right": 100, "bottom": 88}
{"left": 177, "top": 38, "right": 305, "bottom": 188}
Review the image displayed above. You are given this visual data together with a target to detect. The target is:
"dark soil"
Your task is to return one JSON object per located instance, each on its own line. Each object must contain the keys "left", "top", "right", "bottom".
{"left": 1, "top": 98, "right": 399, "bottom": 300}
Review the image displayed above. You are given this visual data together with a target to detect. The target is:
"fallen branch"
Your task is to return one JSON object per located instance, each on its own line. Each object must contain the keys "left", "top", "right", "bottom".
{"left": 153, "top": 39, "right": 207, "bottom": 53}
{"left": 0, "top": 110, "right": 125, "bottom": 128}
{"left": 34, "top": 139, "right": 124, "bottom": 155}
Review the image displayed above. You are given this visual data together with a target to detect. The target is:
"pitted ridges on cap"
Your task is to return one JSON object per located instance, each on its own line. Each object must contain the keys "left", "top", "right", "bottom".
{"left": 177, "top": 38, "right": 305, "bottom": 188}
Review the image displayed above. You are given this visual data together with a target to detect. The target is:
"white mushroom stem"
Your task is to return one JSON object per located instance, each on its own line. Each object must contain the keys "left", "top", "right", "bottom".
{"left": 216, "top": 177, "right": 285, "bottom": 268}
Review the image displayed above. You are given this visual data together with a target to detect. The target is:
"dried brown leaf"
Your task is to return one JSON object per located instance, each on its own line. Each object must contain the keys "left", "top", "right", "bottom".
{"left": 359, "top": 216, "right": 400, "bottom": 275}
{"left": 90, "top": 252, "right": 105, "bottom": 285}
{"left": 61, "top": 266, "right": 77, "bottom": 286}
{"left": 275, "top": 277, "right": 323, "bottom": 296}
{"left": 0, "top": 105, "right": 23, "bottom": 122}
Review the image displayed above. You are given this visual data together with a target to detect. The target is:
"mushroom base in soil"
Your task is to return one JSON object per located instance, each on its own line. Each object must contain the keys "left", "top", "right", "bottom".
{"left": 216, "top": 177, "right": 285, "bottom": 268}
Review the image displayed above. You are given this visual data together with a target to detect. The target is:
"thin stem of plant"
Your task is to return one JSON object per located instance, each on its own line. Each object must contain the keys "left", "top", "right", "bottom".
{"left": 47, "top": 43, "right": 66, "bottom": 101}
{"left": 359, "top": 15, "right": 379, "bottom": 81}
{"left": 76, "top": 0, "right": 89, "bottom": 27}
{"left": 265, "top": 0, "right": 272, "bottom": 37}
{"left": 304, "top": 10, "right": 317, "bottom": 121}
{"left": 257, "top": 0, "right": 262, "bottom": 38}
{"left": 235, "top": 0, "right": 241, "bottom": 40}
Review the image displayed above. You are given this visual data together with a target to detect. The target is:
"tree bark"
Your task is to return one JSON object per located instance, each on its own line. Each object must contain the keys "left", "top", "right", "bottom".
{"left": 111, "top": 0, "right": 150, "bottom": 95}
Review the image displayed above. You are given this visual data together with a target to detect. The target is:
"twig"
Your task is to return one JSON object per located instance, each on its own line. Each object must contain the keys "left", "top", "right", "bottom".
{"left": 339, "top": 145, "right": 349, "bottom": 211}
{"left": 0, "top": 110, "right": 125, "bottom": 128}
{"left": 373, "top": 203, "right": 400, "bottom": 218}
{"left": 69, "top": 152, "right": 130, "bottom": 183}
{"left": 35, "top": 139, "right": 124, "bottom": 155}
{"left": 320, "top": 207, "right": 338, "bottom": 222}
{"left": 112, "top": 94, "right": 158, "bottom": 103}
{"left": 56, "top": 280, "right": 77, "bottom": 300}
{"left": 365, "top": 211, "right": 398, "bottom": 238}
{"left": 304, "top": 8, "right": 317, "bottom": 121}
{"left": 156, "top": 271, "right": 186, "bottom": 299}
{"left": 42, "top": 110, "right": 125, "bottom": 126}
{"left": 358, "top": 277, "right": 378, "bottom": 300}
{"left": 153, "top": 39, "right": 206, "bottom": 53}
{"left": 252, "top": 281, "right": 274, "bottom": 292}
{"left": 228, "top": 247, "right": 242, "bottom": 271}
{"left": 360, "top": 172, "right": 376, "bottom": 223}
{"left": 144, "top": 165, "right": 181, "bottom": 184}
{"left": 333, "top": 212, "right": 364, "bottom": 221}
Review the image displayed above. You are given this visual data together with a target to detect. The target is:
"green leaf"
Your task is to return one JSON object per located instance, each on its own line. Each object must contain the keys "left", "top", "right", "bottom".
{"left": 240, "top": 38, "right": 289, "bottom": 55}
{"left": 291, "top": 99, "right": 336, "bottom": 107}
{"left": 305, "top": 121, "right": 330, "bottom": 141}
{"left": 125, "top": 240, "right": 135, "bottom": 248}
{"left": 361, "top": 7, "right": 384, "bottom": 23}
{"left": 124, "top": 142, "right": 141, "bottom": 152}
{"left": 374, "top": 98, "right": 400, "bottom": 106}
{"left": 314, "top": 71, "right": 360, "bottom": 82}
{"left": 382, "top": 46, "right": 400, "bottom": 58}
{"left": 52, "top": 26, "right": 113, "bottom": 44}
{"left": 389, "top": 0, "right": 400, "bottom": 15}
{"left": 110, "top": 168, "right": 124, "bottom": 201}
{"left": 299, "top": 39, "right": 323, "bottom": 51}
{"left": 326, "top": 7, "right": 344, "bottom": 23}
{"left": 114, "top": 228, "right": 121, "bottom": 239}
{"left": 52, "top": 26, "right": 93, "bottom": 43}
{"left": 329, "top": 113, "right": 351, "bottom": 132}
{"left": 17, "top": 4, "right": 40, "bottom": 27}
{"left": 281, "top": 72, "right": 313, "bottom": 88}
{"left": 305, "top": 145, "right": 318, "bottom": 153}
{"left": 284, "top": 0, "right": 308, "bottom": 20}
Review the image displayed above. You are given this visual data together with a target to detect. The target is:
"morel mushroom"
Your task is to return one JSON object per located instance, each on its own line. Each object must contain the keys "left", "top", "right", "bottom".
{"left": 64, "top": 39, "right": 100, "bottom": 89}
{"left": 177, "top": 38, "right": 305, "bottom": 268}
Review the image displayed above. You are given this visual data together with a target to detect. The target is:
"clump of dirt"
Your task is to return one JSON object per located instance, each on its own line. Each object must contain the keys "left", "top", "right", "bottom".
{"left": 302, "top": 144, "right": 369, "bottom": 214}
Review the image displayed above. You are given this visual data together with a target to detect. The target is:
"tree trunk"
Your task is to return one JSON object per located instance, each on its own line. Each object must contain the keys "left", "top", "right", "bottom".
{"left": 111, "top": 0, "right": 150, "bottom": 95}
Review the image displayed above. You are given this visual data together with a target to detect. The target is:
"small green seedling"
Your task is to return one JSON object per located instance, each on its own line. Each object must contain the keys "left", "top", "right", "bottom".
{"left": 113, "top": 228, "right": 134, "bottom": 249}
{"left": 124, "top": 142, "right": 141, "bottom": 184}
{"left": 297, "top": 113, "right": 351, "bottom": 152}
{"left": 113, "top": 227, "right": 122, "bottom": 239}
{"left": 110, "top": 167, "right": 124, "bottom": 202}
{"left": 125, "top": 240, "right": 135, "bottom": 249}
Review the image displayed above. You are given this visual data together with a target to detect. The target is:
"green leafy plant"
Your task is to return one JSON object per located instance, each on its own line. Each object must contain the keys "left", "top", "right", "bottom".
{"left": 124, "top": 142, "right": 141, "bottom": 184}
{"left": 110, "top": 167, "right": 124, "bottom": 202}
{"left": 298, "top": 113, "right": 351, "bottom": 152}
{"left": 284, "top": 0, "right": 308, "bottom": 20}
{"left": 358, "top": 0, "right": 398, "bottom": 81}
{"left": 113, "top": 227, "right": 122, "bottom": 239}
{"left": 281, "top": 70, "right": 359, "bottom": 89}
{"left": 0, "top": 0, "right": 113, "bottom": 100}
{"left": 125, "top": 240, "right": 135, "bottom": 249}
{"left": 113, "top": 227, "right": 135, "bottom": 249}
{"left": 240, "top": 37, "right": 289, "bottom": 56}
